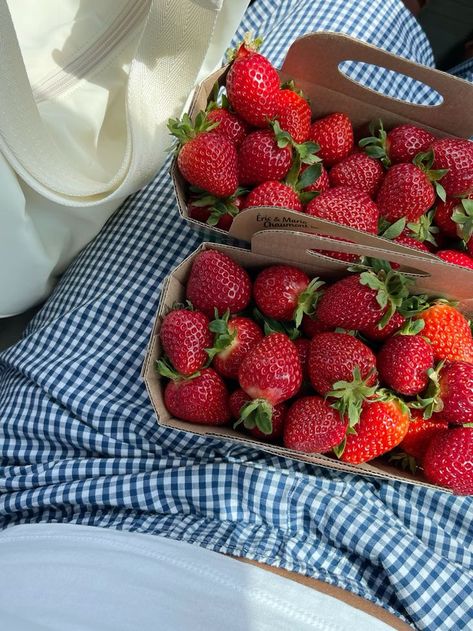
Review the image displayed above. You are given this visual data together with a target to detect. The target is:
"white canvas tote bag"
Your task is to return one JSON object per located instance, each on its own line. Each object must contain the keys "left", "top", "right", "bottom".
{"left": 0, "top": 0, "right": 249, "bottom": 317}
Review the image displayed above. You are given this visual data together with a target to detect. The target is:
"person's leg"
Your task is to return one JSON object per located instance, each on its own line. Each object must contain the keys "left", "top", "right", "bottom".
{"left": 1, "top": 2, "right": 471, "bottom": 630}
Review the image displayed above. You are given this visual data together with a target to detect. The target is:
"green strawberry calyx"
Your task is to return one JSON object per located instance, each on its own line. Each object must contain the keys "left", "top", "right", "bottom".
{"left": 328, "top": 366, "right": 379, "bottom": 431}
{"left": 234, "top": 398, "right": 274, "bottom": 435}
{"left": 155, "top": 356, "right": 200, "bottom": 382}
{"left": 389, "top": 450, "right": 419, "bottom": 475}
{"left": 413, "top": 150, "right": 448, "bottom": 202}
{"left": 410, "top": 361, "right": 445, "bottom": 419}
{"left": 293, "top": 277, "right": 325, "bottom": 327}
{"left": 452, "top": 198, "right": 473, "bottom": 243}
{"left": 206, "top": 309, "right": 237, "bottom": 361}
{"left": 189, "top": 187, "right": 247, "bottom": 227}
{"left": 225, "top": 33, "right": 264, "bottom": 62}
{"left": 253, "top": 308, "right": 301, "bottom": 340}
{"left": 270, "top": 120, "right": 321, "bottom": 166}
{"left": 284, "top": 153, "right": 323, "bottom": 205}
{"left": 379, "top": 217, "right": 406, "bottom": 240}
{"left": 358, "top": 119, "right": 390, "bottom": 167}
{"left": 167, "top": 111, "right": 219, "bottom": 152}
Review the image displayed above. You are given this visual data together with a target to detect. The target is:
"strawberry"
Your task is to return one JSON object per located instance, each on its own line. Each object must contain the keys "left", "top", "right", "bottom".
{"left": 206, "top": 107, "right": 248, "bottom": 147}
{"left": 164, "top": 368, "right": 230, "bottom": 425}
{"left": 415, "top": 302, "right": 473, "bottom": 363}
{"left": 423, "top": 428, "right": 473, "bottom": 495}
{"left": 308, "top": 113, "right": 354, "bottom": 165}
{"left": 168, "top": 112, "right": 238, "bottom": 197}
{"left": 417, "top": 360, "right": 473, "bottom": 424}
{"left": 431, "top": 138, "right": 473, "bottom": 197}
{"left": 238, "top": 333, "right": 302, "bottom": 405}
{"left": 399, "top": 409, "right": 448, "bottom": 463}
{"left": 305, "top": 186, "right": 379, "bottom": 234}
{"left": 238, "top": 129, "right": 292, "bottom": 186}
{"left": 360, "top": 311, "right": 405, "bottom": 342}
{"left": 377, "top": 334, "right": 434, "bottom": 395}
{"left": 158, "top": 308, "right": 212, "bottom": 376}
{"left": 375, "top": 163, "right": 435, "bottom": 223}
{"left": 436, "top": 250, "right": 473, "bottom": 269}
{"left": 253, "top": 265, "right": 324, "bottom": 326}
{"left": 300, "top": 163, "right": 330, "bottom": 194}
{"left": 283, "top": 396, "right": 348, "bottom": 453}
{"left": 274, "top": 87, "right": 311, "bottom": 144}
{"left": 243, "top": 181, "right": 302, "bottom": 212}
{"left": 301, "top": 313, "right": 333, "bottom": 338}
{"left": 187, "top": 188, "right": 246, "bottom": 231}
{"left": 434, "top": 198, "right": 464, "bottom": 238}
{"left": 337, "top": 396, "right": 410, "bottom": 464}
{"left": 308, "top": 332, "right": 377, "bottom": 395}
{"left": 393, "top": 233, "right": 431, "bottom": 254}
{"left": 293, "top": 337, "right": 310, "bottom": 382}
{"left": 226, "top": 39, "right": 280, "bottom": 128}
{"left": 359, "top": 122, "right": 435, "bottom": 166}
{"left": 328, "top": 152, "right": 384, "bottom": 197}
{"left": 186, "top": 250, "right": 252, "bottom": 318}
{"left": 316, "top": 262, "right": 415, "bottom": 332}
{"left": 229, "top": 388, "right": 286, "bottom": 441}
{"left": 450, "top": 197, "right": 473, "bottom": 254}
{"left": 305, "top": 186, "right": 379, "bottom": 262}
{"left": 207, "top": 312, "right": 263, "bottom": 379}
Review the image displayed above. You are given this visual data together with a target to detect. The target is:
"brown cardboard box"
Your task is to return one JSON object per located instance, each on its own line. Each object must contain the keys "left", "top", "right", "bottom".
{"left": 142, "top": 231, "right": 473, "bottom": 492}
{"left": 171, "top": 32, "right": 473, "bottom": 251}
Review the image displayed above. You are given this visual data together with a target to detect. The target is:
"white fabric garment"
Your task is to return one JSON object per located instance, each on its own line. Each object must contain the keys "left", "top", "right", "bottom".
{"left": 0, "top": 523, "right": 395, "bottom": 631}
{"left": 0, "top": 0, "right": 249, "bottom": 317}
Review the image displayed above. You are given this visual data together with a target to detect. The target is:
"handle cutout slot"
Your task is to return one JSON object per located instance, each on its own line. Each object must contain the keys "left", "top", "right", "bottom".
{"left": 338, "top": 60, "right": 444, "bottom": 106}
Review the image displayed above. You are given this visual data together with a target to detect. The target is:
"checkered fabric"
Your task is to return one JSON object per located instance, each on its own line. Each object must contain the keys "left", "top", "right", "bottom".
{"left": 1, "top": 1, "right": 472, "bottom": 629}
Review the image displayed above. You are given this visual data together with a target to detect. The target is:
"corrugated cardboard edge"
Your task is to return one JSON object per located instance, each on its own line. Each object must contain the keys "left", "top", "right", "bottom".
{"left": 142, "top": 240, "right": 457, "bottom": 493}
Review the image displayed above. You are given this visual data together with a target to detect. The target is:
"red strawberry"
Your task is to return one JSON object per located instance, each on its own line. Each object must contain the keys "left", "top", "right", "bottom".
{"left": 377, "top": 334, "right": 434, "bottom": 395}
{"left": 293, "top": 337, "right": 310, "bottom": 382}
{"left": 283, "top": 396, "right": 347, "bottom": 453}
{"left": 238, "top": 130, "right": 292, "bottom": 185}
{"left": 229, "top": 388, "right": 286, "bottom": 442}
{"left": 187, "top": 190, "right": 245, "bottom": 231}
{"left": 301, "top": 313, "right": 333, "bottom": 338}
{"left": 434, "top": 198, "right": 464, "bottom": 238}
{"left": 431, "top": 138, "right": 473, "bottom": 197}
{"left": 274, "top": 88, "right": 311, "bottom": 144}
{"left": 305, "top": 186, "right": 379, "bottom": 234}
{"left": 420, "top": 361, "right": 473, "bottom": 425}
{"left": 376, "top": 163, "right": 435, "bottom": 223}
{"left": 415, "top": 302, "right": 473, "bottom": 363}
{"left": 253, "top": 265, "right": 323, "bottom": 326}
{"left": 168, "top": 113, "right": 238, "bottom": 198}
{"left": 436, "top": 250, "right": 473, "bottom": 269}
{"left": 238, "top": 333, "right": 302, "bottom": 405}
{"left": 316, "top": 264, "right": 413, "bottom": 332}
{"left": 399, "top": 409, "right": 448, "bottom": 463}
{"left": 186, "top": 250, "right": 251, "bottom": 318}
{"left": 308, "top": 332, "right": 377, "bottom": 395}
{"left": 308, "top": 113, "right": 354, "bottom": 165}
{"left": 300, "top": 163, "right": 330, "bottom": 194}
{"left": 329, "top": 152, "right": 384, "bottom": 197}
{"left": 244, "top": 181, "right": 302, "bottom": 212}
{"left": 360, "top": 311, "right": 405, "bottom": 342}
{"left": 159, "top": 309, "right": 212, "bottom": 376}
{"left": 164, "top": 368, "right": 230, "bottom": 425}
{"left": 423, "top": 428, "right": 473, "bottom": 494}
{"left": 393, "top": 233, "right": 431, "bottom": 254}
{"left": 188, "top": 202, "right": 235, "bottom": 231}
{"left": 206, "top": 108, "right": 248, "bottom": 147}
{"left": 338, "top": 397, "right": 410, "bottom": 464}
{"left": 208, "top": 312, "right": 263, "bottom": 379}
{"left": 226, "top": 43, "right": 280, "bottom": 127}
{"left": 449, "top": 197, "right": 473, "bottom": 253}
{"left": 360, "top": 123, "right": 435, "bottom": 166}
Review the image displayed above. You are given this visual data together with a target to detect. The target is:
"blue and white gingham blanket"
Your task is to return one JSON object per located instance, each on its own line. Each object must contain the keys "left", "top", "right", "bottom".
{"left": 1, "top": 1, "right": 472, "bottom": 629}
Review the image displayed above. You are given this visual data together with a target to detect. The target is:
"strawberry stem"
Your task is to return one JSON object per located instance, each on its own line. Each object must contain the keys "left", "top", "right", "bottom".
{"left": 235, "top": 398, "right": 274, "bottom": 435}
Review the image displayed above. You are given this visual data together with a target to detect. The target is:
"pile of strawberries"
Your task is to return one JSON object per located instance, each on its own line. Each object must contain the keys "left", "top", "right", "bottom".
{"left": 168, "top": 37, "right": 473, "bottom": 268}
{"left": 157, "top": 248, "right": 473, "bottom": 495}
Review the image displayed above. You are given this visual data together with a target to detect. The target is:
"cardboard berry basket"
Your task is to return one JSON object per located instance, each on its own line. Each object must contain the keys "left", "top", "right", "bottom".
{"left": 142, "top": 230, "right": 473, "bottom": 492}
{"left": 171, "top": 32, "right": 473, "bottom": 254}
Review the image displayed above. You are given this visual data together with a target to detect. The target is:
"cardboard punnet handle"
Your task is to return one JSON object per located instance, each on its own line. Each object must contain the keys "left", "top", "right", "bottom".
{"left": 281, "top": 33, "right": 473, "bottom": 137}
{"left": 250, "top": 230, "right": 473, "bottom": 305}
